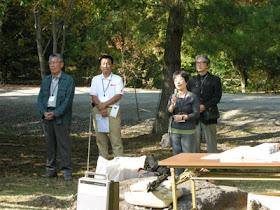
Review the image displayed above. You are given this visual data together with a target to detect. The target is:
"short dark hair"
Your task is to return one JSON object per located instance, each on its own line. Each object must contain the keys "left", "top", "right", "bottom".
{"left": 99, "top": 55, "right": 114, "bottom": 64}
{"left": 195, "top": 54, "right": 210, "bottom": 65}
{"left": 173, "top": 71, "right": 189, "bottom": 83}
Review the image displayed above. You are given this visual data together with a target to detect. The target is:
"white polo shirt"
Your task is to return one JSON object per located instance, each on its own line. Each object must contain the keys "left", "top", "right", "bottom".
{"left": 90, "top": 73, "right": 124, "bottom": 106}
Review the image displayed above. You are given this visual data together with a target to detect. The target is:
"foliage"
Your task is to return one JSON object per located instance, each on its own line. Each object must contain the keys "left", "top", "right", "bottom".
{"left": 0, "top": 1, "right": 6, "bottom": 29}
{"left": 52, "top": 0, "right": 166, "bottom": 87}
{"left": 0, "top": 0, "right": 38, "bottom": 84}
{"left": 181, "top": 0, "right": 280, "bottom": 93}
{"left": 1, "top": 0, "right": 280, "bottom": 91}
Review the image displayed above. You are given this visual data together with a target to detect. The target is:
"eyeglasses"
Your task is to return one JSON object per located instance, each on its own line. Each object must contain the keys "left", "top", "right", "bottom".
{"left": 48, "top": 61, "right": 61, "bottom": 65}
{"left": 196, "top": 61, "right": 207, "bottom": 65}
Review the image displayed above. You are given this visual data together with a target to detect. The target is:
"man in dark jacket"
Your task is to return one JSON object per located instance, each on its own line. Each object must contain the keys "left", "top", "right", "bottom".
{"left": 187, "top": 55, "right": 222, "bottom": 153}
{"left": 37, "top": 53, "right": 75, "bottom": 180}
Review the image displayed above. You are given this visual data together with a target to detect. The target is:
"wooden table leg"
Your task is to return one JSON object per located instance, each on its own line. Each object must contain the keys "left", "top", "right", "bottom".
{"left": 191, "top": 179, "right": 197, "bottom": 209}
{"left": 170, "top": 168, "right": 178, "bottom": 210}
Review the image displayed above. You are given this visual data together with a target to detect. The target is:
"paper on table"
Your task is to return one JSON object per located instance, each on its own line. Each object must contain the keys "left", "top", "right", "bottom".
{"left": 201, "top": 154, "right": 220, "bottom": 160}
{"left": 220, "top": 146, "right": 251, "bottom": 163}
{"left": 96, "top": 114, "right": 109, "bottom": 133}
{"left": 266, "top": 150, "right": 280, "bottom": 162}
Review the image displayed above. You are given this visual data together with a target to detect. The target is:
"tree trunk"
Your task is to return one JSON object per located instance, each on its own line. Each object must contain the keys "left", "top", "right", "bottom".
{"left": 34, "top": 2, "right": 46, "bottom": 79}
{"left": 238, "top": 67, "right": 248, "bottom": 93}
{"left": 52, "top": 4, "right": 57, "bottom": 53}
{"left": 153, "top": 1, "right": 185, "bottom": 134}
{"left": 232, "top": 61, "right": 248, "bottom": 93}
{"left": 61, "top": 0, "right": 72, "bottom": 56}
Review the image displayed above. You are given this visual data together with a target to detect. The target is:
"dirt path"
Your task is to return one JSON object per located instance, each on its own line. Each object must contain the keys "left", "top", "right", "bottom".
{"left": 0, "top": 86, "right": 279, "bottom": 141}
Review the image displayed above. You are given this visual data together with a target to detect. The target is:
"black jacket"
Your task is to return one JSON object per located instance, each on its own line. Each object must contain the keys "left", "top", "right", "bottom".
{"left": 166, "top": 92, "right": 200, "bottom": 131}
{"left": 187, "top": 72, "right": 222, "bottom": 124}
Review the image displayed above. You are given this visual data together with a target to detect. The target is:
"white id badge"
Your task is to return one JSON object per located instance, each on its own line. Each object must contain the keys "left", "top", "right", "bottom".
{"left": 48, "top": 96, "right": 55, "bottom": 102}
{"left": 110, "top": 104, "right": 119, "bottom": 118}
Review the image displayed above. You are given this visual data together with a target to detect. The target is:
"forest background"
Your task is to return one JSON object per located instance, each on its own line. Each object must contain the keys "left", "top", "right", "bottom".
{"left": 1, "top": 0, "right": 280, "bottom": 208}
{"left": 1, "top": 0, "right": 280, "bottom": 133}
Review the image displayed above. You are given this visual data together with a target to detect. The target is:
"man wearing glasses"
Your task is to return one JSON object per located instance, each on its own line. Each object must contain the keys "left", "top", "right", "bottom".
{"left": 37, "top": 53, "right": 75, "bottom": 180}
{"left": 187, "top": 55, "right": 222, "bottom": 153}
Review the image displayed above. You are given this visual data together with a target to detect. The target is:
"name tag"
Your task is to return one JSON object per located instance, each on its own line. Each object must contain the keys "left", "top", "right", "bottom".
{"left": 110, "top": 104, "right": 119, "bottom": 118}
{"left": 48, "top": 96, "right": 55, "bottom": 102}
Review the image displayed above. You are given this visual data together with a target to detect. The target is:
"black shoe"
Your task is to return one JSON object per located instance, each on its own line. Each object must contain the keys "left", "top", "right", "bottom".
{"left": 64, "top": 175, "right": 72, "bottom": 181}
{"left": 42, "top": 173, "right": 57, "bottom": 178}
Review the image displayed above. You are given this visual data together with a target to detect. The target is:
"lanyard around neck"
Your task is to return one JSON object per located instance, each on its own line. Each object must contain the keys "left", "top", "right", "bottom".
{"left": 200, "top": 73, "right": 208, "bottom": 95}
{"left": 177, "top": 92, "right": 187, "bottom": 113}
{"left": 51, "top": 77, "right": 59, "bottom": 96}
{"left": 102, "top": 78, "right": 111, "bottom": 97}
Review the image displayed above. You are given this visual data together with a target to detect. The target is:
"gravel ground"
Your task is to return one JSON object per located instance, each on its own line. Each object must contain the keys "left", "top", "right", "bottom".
{"left": 0, "top": 86, "right": 160, "bottom": 136}
{"left": 0, "top": 86, "right": 280, "bottom": 138}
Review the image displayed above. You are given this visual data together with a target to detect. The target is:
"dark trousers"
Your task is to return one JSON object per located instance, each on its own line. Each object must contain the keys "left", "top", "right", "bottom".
{"left": 43, "top": 121, "right": 72, "bottom": 176}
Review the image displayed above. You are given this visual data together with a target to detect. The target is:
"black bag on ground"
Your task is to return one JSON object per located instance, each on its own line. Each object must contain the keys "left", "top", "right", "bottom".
{"left": 204, "top": 106, "right": 220, "bottom": 121}
{"left": 146, "top": 155, "right": 170, "bottom": 176}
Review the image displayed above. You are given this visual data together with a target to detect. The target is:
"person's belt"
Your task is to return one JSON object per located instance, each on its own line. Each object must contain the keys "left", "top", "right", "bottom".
{"left": 47, "top": 107, "right": 56, "bottom": 110}
{"left": 92, "top": 104, "right": 114, "bottom": 108}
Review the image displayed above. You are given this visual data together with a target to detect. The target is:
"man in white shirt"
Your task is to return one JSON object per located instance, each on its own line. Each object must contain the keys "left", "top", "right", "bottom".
{"left": 90, "top": 55, "right": 124, "bottom": 159}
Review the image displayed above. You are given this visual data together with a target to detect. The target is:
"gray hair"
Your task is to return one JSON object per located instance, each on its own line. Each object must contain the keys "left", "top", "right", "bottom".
{"left": 49, "top": 53, "right": 63, "bottom": 62}
{"left": 195, "top": 54, "right": 210, "bottom": 65}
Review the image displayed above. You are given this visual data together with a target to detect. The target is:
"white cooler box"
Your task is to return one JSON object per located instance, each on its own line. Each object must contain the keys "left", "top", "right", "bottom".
{"left": 77, "top": 172, "right": 119, "bottom": 210}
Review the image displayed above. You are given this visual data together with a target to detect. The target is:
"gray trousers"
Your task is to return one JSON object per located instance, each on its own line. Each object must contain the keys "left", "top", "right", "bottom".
{"left": 194, "top": 122, "right": 217, "bottom": 153}
{"left": 43, "top": 121, "right": 72, "bottom": 176}
{"left": 170, "top": 133, "right": 194, "bottom": 176}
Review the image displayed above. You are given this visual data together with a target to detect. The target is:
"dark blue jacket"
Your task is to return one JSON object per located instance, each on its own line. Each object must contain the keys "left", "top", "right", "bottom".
{"left": 37, "top": 71, "right": 75, "bottom": 124}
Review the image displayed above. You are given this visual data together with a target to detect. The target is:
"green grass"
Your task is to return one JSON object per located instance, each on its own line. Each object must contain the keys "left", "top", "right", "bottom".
{"left": 1, "top": 126, "right": 280, "bottom": 209}
{"left": 0, "top": 176, "right": 76, "bottom": 209}
{"left": 0, "top": 132, "right": 172, "bottom": 209}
